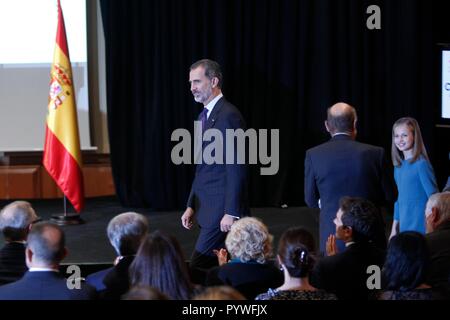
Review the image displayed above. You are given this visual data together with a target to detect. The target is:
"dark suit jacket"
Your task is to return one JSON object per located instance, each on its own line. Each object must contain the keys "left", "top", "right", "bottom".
{"left": 206, "top": 261, "right": 283, "bottom": 300}
{"left": 86, "top": 255, "right": 134, "bottom": 300}
{"left": 0, "top": 242, "right": 27, "bottom": 285}
{"left": 304, "top": 135, "right": 396, "bottom": 252}
{"left": 187, "top": 97, "right": 249, "bottom": 252}
{"left": 310, "top": 242, "right": 385, "bottom": 300}
{"left": 0, "top": 271, "right": 96, "bottom": 300}
{"left": 426, "top": 220, "right": 450, "bottom": 289}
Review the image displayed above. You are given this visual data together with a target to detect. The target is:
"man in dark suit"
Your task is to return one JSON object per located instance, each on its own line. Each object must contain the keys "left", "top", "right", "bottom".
{"left": 181, "top": 59, "right": 249, "bottom": 270}
{"left": 0, "top": 201, "right": 39, "bottom": 285}
{"left": 86, "top": 211, "right": 148, "bottom": 299}
{"left": 425, "top": 192, "right": 450, "bottom": 291}
{"left": 0, "top": 222, "right": 95, "bottom": 300}
{"left": 310, "top": 197, "right": 386, "bottom": 300}
{"left": 304, "top": 102, "right": 395, "bottom": 253}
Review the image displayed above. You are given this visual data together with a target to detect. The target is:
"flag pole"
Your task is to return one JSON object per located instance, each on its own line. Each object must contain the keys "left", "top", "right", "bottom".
{"left": 51, "top": 196, "right": 85, "bottom": 225}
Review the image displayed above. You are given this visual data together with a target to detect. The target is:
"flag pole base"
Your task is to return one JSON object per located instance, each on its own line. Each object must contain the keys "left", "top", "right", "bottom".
{"left": 50, "top": 214, "right": 85, "bottom": 226}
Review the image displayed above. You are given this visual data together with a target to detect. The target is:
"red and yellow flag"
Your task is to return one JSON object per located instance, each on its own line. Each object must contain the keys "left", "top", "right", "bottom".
{"left": 43, "top": 0, "right": 84, "bottom": 212}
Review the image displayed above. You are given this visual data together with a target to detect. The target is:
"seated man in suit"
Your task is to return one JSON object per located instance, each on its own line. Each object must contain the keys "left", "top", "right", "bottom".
{"left": 86, "top": 212, "right": 148, "bottom": 299}
{"left": 0, "top": 201, "right": 39, "bottom": 285}
{"left": 0, "top": 222, "right": 95, "bottom": 300}
{"left": 425, "top": 192, "right": 450, "bottom": 291}
{"left": 310, "top": 197, "right": 386, "bottom": 300}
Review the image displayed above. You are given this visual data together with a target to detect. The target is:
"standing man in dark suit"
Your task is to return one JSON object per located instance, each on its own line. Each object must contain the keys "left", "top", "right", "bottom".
{"left": 0, "top": 201, "right": 39, "bottom": 285}
{"left": 0, "top": 222, "right": 96, "bottom": 300}
{"left": 181, "top": 59, "right": 249, "bottom": 270}
{"left": 304, "top": 102, "right": 396, "bottom": 253}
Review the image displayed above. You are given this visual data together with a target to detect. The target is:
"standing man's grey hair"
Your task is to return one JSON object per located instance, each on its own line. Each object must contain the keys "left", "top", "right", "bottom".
{"left": 0, "top": 201, "right": 38, "bottom": 241}
{"left": 107, "top": 212, "right": 149, "bottom": 256}
{"left": 190, "top": 59, "right": 223, "bottom": 89}
{"left": 326, "top": 103, "right": 357, "bottom": 134}
{"left": 27, "top": 222, "right": 66, "bottom": 265}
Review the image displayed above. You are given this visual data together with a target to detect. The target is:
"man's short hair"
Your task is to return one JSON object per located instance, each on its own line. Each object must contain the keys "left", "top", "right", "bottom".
{"left": 339, "top": 197, "right": 379, "bottom": 242}
{"left": 190, "top": 59, "right": 223, "bottom": 88}
{"left": 426, "top": 192, "right": 450, "bottom": 222}
{"left": 107, "top": 212, "right": 149, "bottom": 256}
{"left": 27, "top": 222, "right": 65, "bottom": 264}
{"left": 0, "top": 201, "right": 38, "bottom": 241}
{"left": 326, "top": 104, "right": 357, "bottom": 133}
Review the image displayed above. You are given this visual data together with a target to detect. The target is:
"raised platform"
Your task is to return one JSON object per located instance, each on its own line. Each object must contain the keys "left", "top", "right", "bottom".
{"left": 0, "top": 151, "right": 115, "bottom": 199}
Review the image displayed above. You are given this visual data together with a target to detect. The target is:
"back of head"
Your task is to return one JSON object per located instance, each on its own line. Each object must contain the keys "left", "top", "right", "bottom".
{"left": 190, "top": 59, "right": 223, "bottom": 88}
{"left": 426, "top": 192, "right": 450, "bottom": 225}
{"left": 107, "top": 212, "right": 149, "bottom": 256}
{"left": 0, "top": 201, "right": 38, "bottom": 241}
{"left": 129, "top": 230, "right": 192, "bottom": 300}
{"left": 326, "top": 102, "right": 357, "bottom": 135}
{"left": 225, "top": 217, "right": 273, "bottom": 264}
{"left": 382, "top": 231, "right": 430, "bottom": 291}
{"left": 278, "top": 227, "right": 316, "bottom": 278}
{"left": 339, "top": 197, "right": 379, "bottom": 243}
{"left": 391, "top": 117, "right": 429, "bottom": 166}
{"left": 27, "top": 222, "right": 65, "bottom": 266}
{"left": 122, "top": 285, "right": 169, "bottom": 300}
{"left": 194, "top": 286, "right": 246, "bottom": 300}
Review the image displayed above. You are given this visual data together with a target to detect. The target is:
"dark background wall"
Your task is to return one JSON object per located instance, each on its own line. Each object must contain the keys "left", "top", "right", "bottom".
{"left": 99, "top": 0, "right": 450, "bottom": 210}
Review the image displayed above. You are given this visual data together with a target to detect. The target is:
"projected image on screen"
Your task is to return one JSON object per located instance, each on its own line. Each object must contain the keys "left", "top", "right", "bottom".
{"left": 442, "top": 50, "right": 450, "bottom": 119}
{"left": 0, "top": 0, "right": 91, "bottom": 151}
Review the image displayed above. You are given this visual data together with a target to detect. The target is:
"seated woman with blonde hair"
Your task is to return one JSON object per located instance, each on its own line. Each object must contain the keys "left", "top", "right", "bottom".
{"left": 256, "top": 227, "right": 337, "bottom": 300}
{"left": 205, "top": 217, "right": 283, "bottom": 299}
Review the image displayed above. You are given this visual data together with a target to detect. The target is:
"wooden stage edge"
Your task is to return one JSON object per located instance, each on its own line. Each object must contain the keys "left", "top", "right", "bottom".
{"left": 0, "top": 151, "right": 115, "bottom": 200}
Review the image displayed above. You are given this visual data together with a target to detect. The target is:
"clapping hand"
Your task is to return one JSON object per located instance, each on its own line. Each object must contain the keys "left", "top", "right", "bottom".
{"left": 326, "top": 234, "right": 338, "bottom": 256}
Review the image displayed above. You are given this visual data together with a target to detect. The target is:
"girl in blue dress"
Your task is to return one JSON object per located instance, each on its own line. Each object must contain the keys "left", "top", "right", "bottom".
{"left": 389, "top": 117, "right": 438, "bottom": 238}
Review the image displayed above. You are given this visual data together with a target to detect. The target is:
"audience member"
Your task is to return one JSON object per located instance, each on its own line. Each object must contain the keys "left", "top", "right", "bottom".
{"left": 122, "top": 285, "right": 169, "bottom": 300}
{"left": 390, "top": 117, "right": 438, "bottom": 238}
{"left": 0, "top": 222, "right": 96, "bottom": 300}
{"left": 424, "top": 192, "right": 450, "bottom": 292}
{"left": 310, "top": 197, "right": 385, "bottom": 300}
{"left": 86, "top": 212, "right": 148, "bottom": 299}
{"left": 193, "top": 285, "right": 246, "bottom": 300}
{"left": 379, "top": 231, "right": 445, "bottom": 300}
{"left": 129, "top": 230, "right": 196, "bottom": 300}
{"left": 256, "top": 227, "right": 336, "bottom": 300}
{"left": 0, "top": 201, "right": 39, "bottom": 285}
{"left": 206, "top": 217, "right": 283, "bottom": 299}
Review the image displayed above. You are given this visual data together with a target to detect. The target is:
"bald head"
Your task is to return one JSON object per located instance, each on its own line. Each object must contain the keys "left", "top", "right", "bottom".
{"left": 326, "top": 102, "right": 357, "bottom": 135}
{"left": 27, "top": 222, "right": 66, "bottom": 267}
{"left": 0, "top": 201, "right": 38, "bottom": 241}
{"left": 425, "top": 192, "right": 450, "bottom": 232}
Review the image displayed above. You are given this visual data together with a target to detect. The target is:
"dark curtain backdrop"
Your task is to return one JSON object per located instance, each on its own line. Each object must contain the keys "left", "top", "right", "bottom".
{"left": 99, "top": 0, "right": 450, "bottom": 210}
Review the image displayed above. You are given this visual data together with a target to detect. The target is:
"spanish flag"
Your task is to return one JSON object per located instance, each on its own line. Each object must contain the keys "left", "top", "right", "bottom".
{"left": 43, "top": 0, "right": 84, "bottom": 212}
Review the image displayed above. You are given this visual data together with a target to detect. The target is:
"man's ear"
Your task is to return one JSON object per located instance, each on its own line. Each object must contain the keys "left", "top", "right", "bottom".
{"left": 430, "top": 207, "right": 440, "bottom": 225}
{"left": 325, "top": 121, "right": 330, "bottom": 133}
{"left": 211, "top": 77, "right": 219, "bottom": 88}
{"left": 25, "top": 247, "right": 33, "bottom": 264}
